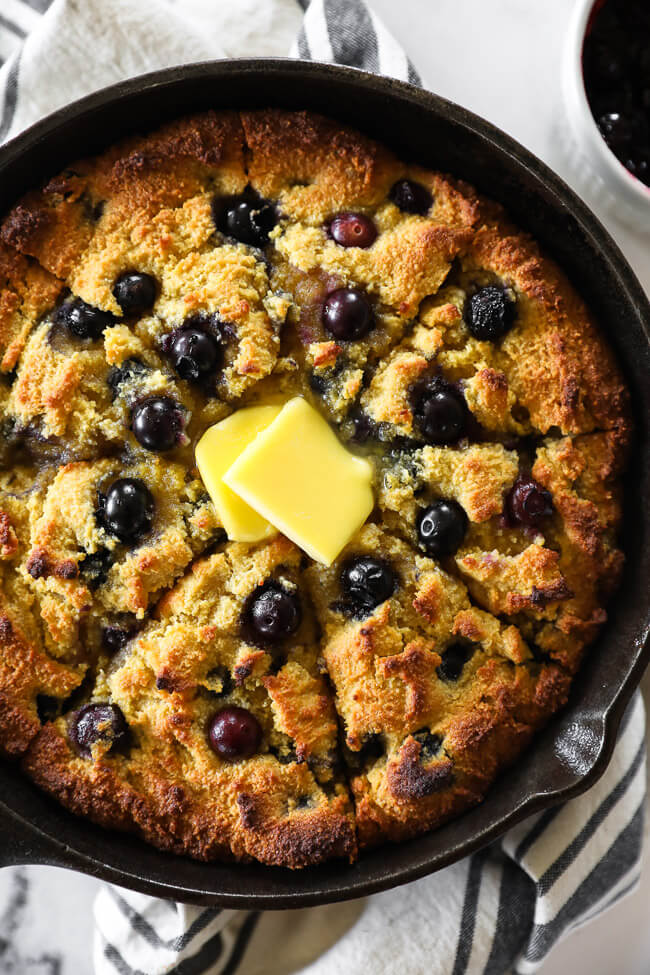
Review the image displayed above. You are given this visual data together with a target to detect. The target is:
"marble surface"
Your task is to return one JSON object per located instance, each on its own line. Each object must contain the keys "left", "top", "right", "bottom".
{"left": 1, "top": 0, "right": 649, "bottom": 973}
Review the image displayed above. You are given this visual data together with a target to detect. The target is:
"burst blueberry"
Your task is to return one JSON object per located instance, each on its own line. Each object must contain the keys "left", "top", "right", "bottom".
{"left": 506, "top": 475, "right": 553, "bottom": 528}
{"left": 56, "top": 298, "right": 114, "bottom": 340}
{"left": 70, "top": 703, "right": 129, "bottom": 758}
{"left": 465, "top": 286, "right": 516, "bottom": 341}
{"left": 340, "top": 557, "right": 396, "bottom": 614}
{"left": 437, "top": 644, "right": 473, "bottom": 682}
{"left": 212, "top": 190, "right": 277, "bottom": 247}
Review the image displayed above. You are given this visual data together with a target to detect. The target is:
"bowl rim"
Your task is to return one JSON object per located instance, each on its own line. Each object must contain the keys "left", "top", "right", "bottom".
{"left": 0, "top": 57, "right": 648, "bottom": 908}
{"left": 564, "top": 0, "right": 650, "bottom": 208}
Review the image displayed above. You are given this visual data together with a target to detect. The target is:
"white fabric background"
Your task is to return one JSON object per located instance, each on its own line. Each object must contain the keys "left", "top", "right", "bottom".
{"left": 0, "top": 1, "right": 647, "bottom": 973}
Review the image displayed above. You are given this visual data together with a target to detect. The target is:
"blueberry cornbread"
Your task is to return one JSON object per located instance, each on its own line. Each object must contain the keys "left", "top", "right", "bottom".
{"left": 0, "top": 109, "right": 630, "bottom": 867}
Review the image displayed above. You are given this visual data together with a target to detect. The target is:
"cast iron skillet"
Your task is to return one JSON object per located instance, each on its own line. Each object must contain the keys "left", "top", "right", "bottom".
{"left": 0, "top": 60, "right": 648, "bottom": 908}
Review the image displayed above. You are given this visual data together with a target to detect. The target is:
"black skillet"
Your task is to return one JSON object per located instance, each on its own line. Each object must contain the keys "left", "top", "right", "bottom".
{"left": 0, "top": 59, "right": 648, "bottom": 908}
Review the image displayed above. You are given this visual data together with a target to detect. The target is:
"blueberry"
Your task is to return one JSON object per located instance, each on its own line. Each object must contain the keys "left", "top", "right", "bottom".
{"left": 56, "top": 298, "right": 114, "bottom": 340}
{"left": 346, "top": 733, "right": 385, "bottom": 771}
{"left": 412, "top": 377, "right": 468, "bottom": 444}
{"left": 389, "top": 178, "right": 433, "bottom": 215}
{"left": 101, "top": 478, "right": 155, "bottom": 541}
{"left": 465, "top": 286, "right": 516, "bottom": 341}
{"left": 437, "top": 644, "right": 473, "bottom": 682}
{"left": 322, "top": 287, "right": 374, "bottom": 340}
{"left": 506, "top": 474, "right": 553, "bottom": 528}
{"left": 328, "top": 212, "right": 377, "bottom": 248}
{"left": 107, "top": 358, "right": 147, "bottom": 399}
{"left": 212, "top": 190, "right": 277, "bottom": 247}
{"left": 340, "top": 557, "right": 396, "bottom": 614}
{"left": 112, "top": 272, "right": 157, "bottom": 317}
{"left": 70, "top": 703, "right": 129, "bottom": 758}
{"left": 165, "top": 323, "right": 221, "bottom": 383}
{"left": 208, "top": 706, "right": 262, "bottom": 761}
{"left": 131, "top": 396, "right": 183, "bottom": 452}
{"left": 101, "top": 625, "right": 135, "bottom": 654}
{"left": 242, "top": 582, "right": 301, "bottom": 645}
{"left": 417, "top": 500, "right": 468, "bottom": 557}
{"left": 79, "top": 548, "right": 113, "bottom": 590}
{"left": 598, "top": 111, "right": 648, "bottom": 151}
{"left": 626, "top": 148, "right": 650, "bottom": 185}
{"left": 412, "top": 729, "right": 443, "bottom": 761}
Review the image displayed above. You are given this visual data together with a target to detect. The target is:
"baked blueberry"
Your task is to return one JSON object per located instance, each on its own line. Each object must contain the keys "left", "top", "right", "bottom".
{"left": 79, "top": 548, "right": 113, "bottom": 590}
{"left": 341, "top": 557, "right": 396, "bottom": 613}
{"left": 242, "top": 582, "right": 301, "bottom": 645}
{"left": 322, "top": 287, "right": 374, "bottom": 340}
{"left": 626, "top": 148, "right": 650, "bottom": 185}
{"left": 102, "top": 625, "right": 136, "bottom": 654}
{"left": 345, "top": 733, "right": 385, "bottom": 771}
{"left": 465, "top": 286, "right": 516, "bottom": 341}
{"left": 112, "top": 272, "right": 157, "bottom": 316}
{"left": 389, "top": 178, "right": 433, "bottom": 215}
{"left": 208, "top": 706, "right": 262, "bottom": 761}
{"left": 70, "top": 703, "right": 129, "bottom": 758}
{"left": 417, "top": 500, "right": 468, "bottom": 558}
{"left": 597, "top": 110, "right": 648, "bottom": 151}
{"left": 101, "top": 478, "right": 155, "bottom": 541}
{"left": 328, "top": 212, "right": 377, "bottom": 248}
{"left": 212, "top": 190, "right": 277, "bottom": 247}
{"left": 107, "top": 358, "right": 147, "bottom": 399}
{"left": 412, "top": 377, "right": 468, "bottom": 444}
{"left": 131, "top": 397, "right": 183, "bottom": 452}
{"left": 412, "top": 729, "right": 443, "bottom": 761}
{"left": 56, "top": 297, "right": 114, "bottom": 340}
{"left": 506, "top": 474, "right": 553, "bottom": 528}
{"left": 437, "top": 644, "right": 473, "bottom": 682}
{"left": 165, "top": 323, "right": 221, "bottom": 383}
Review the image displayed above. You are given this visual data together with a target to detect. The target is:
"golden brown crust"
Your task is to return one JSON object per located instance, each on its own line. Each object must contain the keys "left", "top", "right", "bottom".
{"left": 0, "top": 109, "right": 630, "bottom": 866}
{"left": 460, "top": 222, "right": 630, "bottom": 436}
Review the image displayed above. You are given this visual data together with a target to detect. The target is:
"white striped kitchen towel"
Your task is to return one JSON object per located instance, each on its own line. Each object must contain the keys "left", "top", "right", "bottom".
{"left": 0, "top": 2, "right": 645, "bottom": 974}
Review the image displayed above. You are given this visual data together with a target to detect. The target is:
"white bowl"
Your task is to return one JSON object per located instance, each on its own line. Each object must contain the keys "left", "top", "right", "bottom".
{"left": 563, "top": 0, "right": 650, "bottom": 232}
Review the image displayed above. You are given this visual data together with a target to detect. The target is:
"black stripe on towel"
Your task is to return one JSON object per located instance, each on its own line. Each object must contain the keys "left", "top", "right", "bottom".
{"left": 323, "top": 0, "right": 379, "bottom": 73}
{"left": 0, "top": 49, "right": 21, "bottom": 140}
{"left": 483, "top": 856, "right": 536, "bottom": 975}
{"left": 0, "top": 13, "right": 27, "bottom": 39}
{"left": 450, "top": 847, "right": 491, "bottom": 975}
{"left": 19, "top": 0, "right": 52, "bottom": 12}
{"left": 109, "top": 890, "right": 221, "bottom": 951}
{"left": 522, "top": 802, "right": 644, "bottom": 965}
{"left": 537, "top": 736, "right": 645, "bottom": 896}
{"left": 296, "top": 25, "right": 311, "bottom": 60}
{"left": 103, "top": 940, "right": 140, "bottom": 975}
{"left": 221, "top": 912, "right": 261, "bottom": 975}
{"left": 168, "top": 929, "right": 225, "bottom": 975}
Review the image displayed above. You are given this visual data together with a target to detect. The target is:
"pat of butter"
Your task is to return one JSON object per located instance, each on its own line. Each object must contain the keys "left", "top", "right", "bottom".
{"left": 195, "top": 405, "right": 282, "bottom": 542}
{"left": 223, "top": 397, "right": 374, "bottom": 565}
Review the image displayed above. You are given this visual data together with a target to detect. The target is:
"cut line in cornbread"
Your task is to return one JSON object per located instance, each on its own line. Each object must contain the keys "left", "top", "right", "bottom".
{"left": 195, "top": 405, "right": 282, "bottom": 542}
{"left": 223, "top": 397, "right": 374, "bottom": 565}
